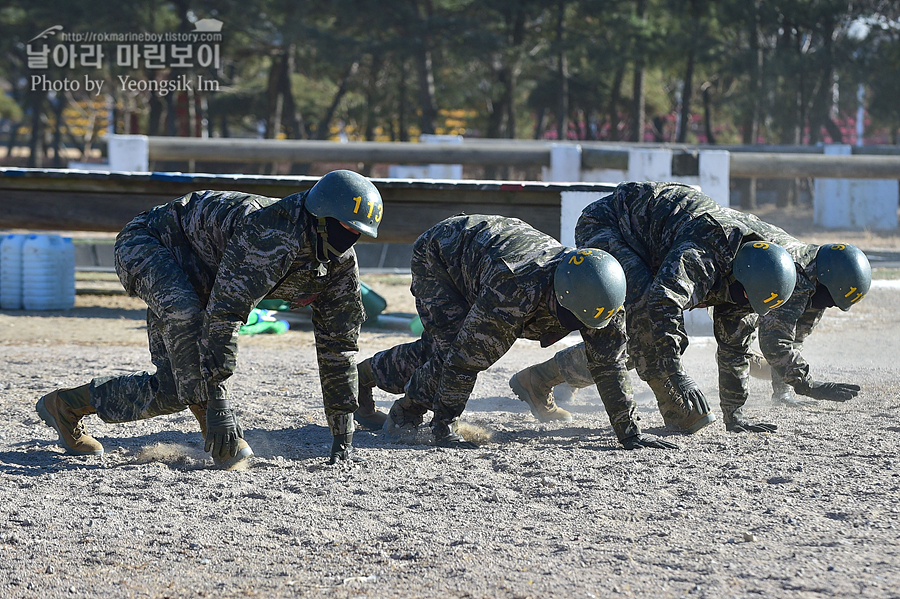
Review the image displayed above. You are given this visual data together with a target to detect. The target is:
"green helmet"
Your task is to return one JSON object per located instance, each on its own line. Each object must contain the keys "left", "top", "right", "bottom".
{"left": 304, "top": 170, "right": 383, "bottom": 238}
{"left": 732, "top": 241, "right": 796, "bottom": 315}
{"left": 815, "top": 243, "right": 871, "bottom": 311}
{"left": 554, "top": 248, "right": 627, "bottom": 329}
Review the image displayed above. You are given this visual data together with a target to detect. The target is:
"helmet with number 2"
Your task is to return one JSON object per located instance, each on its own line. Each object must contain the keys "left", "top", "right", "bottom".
{"left": 554, "top": 248, "right": 627, "bottom": 329}
{"left": 815, "top": 243, "right": 871, "bottom": 311}
{"left": 304, "top": 170, "right": 383, "bottom": 238}
{"left": 732, "top": 241, "right": 796, "bottom": 316}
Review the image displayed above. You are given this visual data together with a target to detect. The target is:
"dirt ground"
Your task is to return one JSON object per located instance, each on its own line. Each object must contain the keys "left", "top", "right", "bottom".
{"left": 1, "top": 206, "right": 900, "bottom": 599}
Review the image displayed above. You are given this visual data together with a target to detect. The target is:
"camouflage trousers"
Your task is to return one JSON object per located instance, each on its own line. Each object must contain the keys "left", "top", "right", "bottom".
{"left": 368, "top": 255, "right": 477, "bottom": 421}
{"left": 89, "top": 222, "right": 206, "bottom": 423}
{"left": 368, "top": 337, "right": 434, "bottom": 396}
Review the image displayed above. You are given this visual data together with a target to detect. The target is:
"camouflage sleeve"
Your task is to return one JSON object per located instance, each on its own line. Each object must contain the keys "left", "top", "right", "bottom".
{"left": 581, "top": 311, "right": 639, "bottom": 441}
{"left": 309, "top": 252, "right": 365, "bottom": 436}
{"left": 644, "top": 240, "right": 720, "bottom": 378}
{"left": 758, "top": 286, "right": 816, "bottom": 389}
{"left": 576, "top": 221, "right": 659, "bottom": 380}
{"left": 794, "top": 304, "right": 824, "bottom": 344}
{"left": 200, "top": 216, "right": 296, "bottom": 402}
{"left": 712, "top": 304, "right": 758, "bottom": 422}
{"left": 439, "top": 297, "right": 523, "bottom": 410}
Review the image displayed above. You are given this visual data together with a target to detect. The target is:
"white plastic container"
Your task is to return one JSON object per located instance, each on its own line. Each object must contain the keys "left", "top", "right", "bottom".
{"left": 22, "top": 234, "right": 76, "bottom": 310}
{"left": 0, "top": 233, "right": 28, "bottom": 310}
{"left": 60, "top": 237, "right": 76, "bottom": 309}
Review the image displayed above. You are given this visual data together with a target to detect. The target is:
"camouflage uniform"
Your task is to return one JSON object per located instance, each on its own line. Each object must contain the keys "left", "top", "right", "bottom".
{"left": 548, "top": 211, "right": 828, "bottom": 412}
{"left": 739, "top": 217, "right": 823, "bottom": 392}
{"left": 368, "top": 214, "right": 639, "bottom": 440}
{"left": 574, "top": 181, "right": 784, "bottom": 425}
{"left": 91, "top": 190, "right": 364, "bottom": 436}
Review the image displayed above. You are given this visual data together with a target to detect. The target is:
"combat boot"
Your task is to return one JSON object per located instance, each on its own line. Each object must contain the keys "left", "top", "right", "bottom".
{"left": 647, "top": 378, "right": 716, "bottom": 434}
{"left": 189, "top": 403, "right": 254, "bottom": 470}
{"left": 354, "top": 358, "right": 387, "bottom": 430}
{"left": 748, "top": 350, "right": 772, "bottom": 379}
{"left": 509, "top": 358, "right": 572, "bottom": 423}
{"left": 770, "top": 372, "right": 816, "bottom": 407}
{"left": 35, "top": 384, "right": 104, "bottom": 456}
{"left": 382, "top": 397, "right": 426, "bottom": 437}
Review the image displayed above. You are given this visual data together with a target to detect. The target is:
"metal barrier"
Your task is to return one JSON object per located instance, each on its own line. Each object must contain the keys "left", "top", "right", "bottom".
{"left": 0, "top": 168, "right": 617, "bottom": 243}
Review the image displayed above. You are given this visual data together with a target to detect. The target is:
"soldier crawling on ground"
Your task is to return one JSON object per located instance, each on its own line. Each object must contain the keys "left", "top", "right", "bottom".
{"left": 510, "top": 181, "right": 867, "bottom": 435}
{"left": 358, "top": 213, "right": 678, "bottom": 451}
{"left": 35, "top": 170, "right": 385, "bottom": 468}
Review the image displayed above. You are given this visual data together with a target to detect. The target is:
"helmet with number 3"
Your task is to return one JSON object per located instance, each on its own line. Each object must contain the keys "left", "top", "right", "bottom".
{"left": 815, "top": 243, "right": 871, "bottom": 311}
{"left": 304, "top": 170, "right": 383, "bottom": 238}
{"left": 732, "top": 241, "right": 796, "bottom": 315}
{"left": 554, "top": 248, "right": 627, "bottom": 329}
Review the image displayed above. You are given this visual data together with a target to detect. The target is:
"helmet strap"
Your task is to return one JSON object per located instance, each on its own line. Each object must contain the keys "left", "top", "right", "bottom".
{"left": 315, "top": 217, "right": 331, "bottom": 263}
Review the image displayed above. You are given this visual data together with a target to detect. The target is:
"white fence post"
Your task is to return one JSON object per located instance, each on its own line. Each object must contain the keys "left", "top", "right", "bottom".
{"left": 814, "top": 144, "right": 899, "bottom": 230}
{"left": 107, "top": 134, "right": 149, "bottom": 172}
{"left": 627, "top": 148, "right": 672, "bottom": 181}
{"left": 698, "top": 150, "right": 731, "bottom": 207}
{"left": 546, "top": 143, "right": 582, "bottom": 182}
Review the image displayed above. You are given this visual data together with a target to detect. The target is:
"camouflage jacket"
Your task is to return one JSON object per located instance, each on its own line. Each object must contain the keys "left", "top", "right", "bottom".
{"left": 739, "top": 215, "right": 824, "bottom": 388}
{"left": 574, "top": 182, "right": 789, "bottom": 417}
{"left": 128, "top": 190, "right": 364, "bottom": 415}
{"left": 414, "top": 214, "right": 636, "bottom": 437}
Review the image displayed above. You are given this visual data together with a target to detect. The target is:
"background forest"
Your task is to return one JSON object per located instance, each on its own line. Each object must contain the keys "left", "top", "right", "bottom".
{"left": 1, "top": 0, "right": 899, "bottom": 169}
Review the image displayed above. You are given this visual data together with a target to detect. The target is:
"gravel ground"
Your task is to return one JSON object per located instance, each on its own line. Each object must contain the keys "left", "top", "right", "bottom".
{"left": 2, "top": 208, "right": 900, "bottom": 599}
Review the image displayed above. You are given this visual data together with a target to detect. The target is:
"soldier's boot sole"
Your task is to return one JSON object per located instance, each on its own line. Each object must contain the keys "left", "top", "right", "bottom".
{"left": 772, "top": 393, "right": 817, "bottom": 408}
{"left": 509, "top": 372, "right": 572, "bottom": 423}
{"left": 663, "top": 412, "right": 716, "bottom": 434}
{"left": 189, "top": 404, "right": 254, "bottom": 470}
{"left": 36, "top": 391, "right": 104, "bottom": 456}
{"left": 748, "top": 351, "right": 772, "bottom": 379}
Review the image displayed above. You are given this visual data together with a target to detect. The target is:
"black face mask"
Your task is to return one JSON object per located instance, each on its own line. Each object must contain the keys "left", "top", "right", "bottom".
{"left": 554, "top": 300, "right": 585, "bottom": 331}
{"left": 729, "top": 280, "right": 750, "bottom": 306}
{"left": 317, "top": 217, "right": 360, "bottom": 262}
{"left": 811, "top": 284, "right": 836, "bottom": 309}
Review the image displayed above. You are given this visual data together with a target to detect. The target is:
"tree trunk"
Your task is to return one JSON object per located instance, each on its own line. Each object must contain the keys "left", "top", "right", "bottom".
{"left": 264, "top": 52, "right": 282, "bottom": 139}
{"left": 415, "top": 48, "right": 437, "bottom": 136}
{"left": 629, "top": 0, "right": 646, "bottom": 142}
{"left": 808, "top": 20, "right": 836, "bottom": 145}
{"left": 51, "top": 95, "right": 65, "bottom": 167}
{"left": 741, "top": 2, "right": 763, "bottom": 145}
{"left": 533, "top": 106, "right": 546, "bottom": 140}
{"left": 607, "top": 66, "right": 625, "bottom": 141}
{"left": 148, "top": 72, "right": 163, "bottom": 136}
{"left": 280, "top": 44, "right": 303, "bottom": 141}
{"left": 555, "top": 0, "right": 569, "bottom": 141}
{"left": 702, "top": 83, "right": 715, "bottom": 144}
{"left": 316, "top": 62, "right": 359, "bottom": 140}
{"left": 398, "top": 59, "right": 409, "bottom": 142}
{"left": 27, "top": 89, "right": 45, "bottom": 168}
{"left": 677, "top": 45, "right": 695, "bottom": 143}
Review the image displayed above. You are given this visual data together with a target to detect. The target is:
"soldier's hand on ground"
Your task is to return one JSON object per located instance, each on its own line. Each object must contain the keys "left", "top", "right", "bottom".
{"left": 328, "top": 434, "right": 365, "bottom": 465}
{"left": 794, "top": 380, "right": 860, "bottom": 402}
{"left": 205, "top": 401, "right": 243, "bottom": 459}
{"left": 621, "top": 433, "right": 679, "bottom": 450}
{"left": 726, "top": 419, "right": 778, "bottom": 434}
{"left": 669, "top": 372, "right": 711, "bottom": 414}
{"left": 432, "top": 421, "right": 478, "bottom": 449}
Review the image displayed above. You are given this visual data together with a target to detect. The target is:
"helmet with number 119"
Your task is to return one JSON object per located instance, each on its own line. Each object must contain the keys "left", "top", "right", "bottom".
{"left": 304, "top": 170, "right": 383, "bottom": 238}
